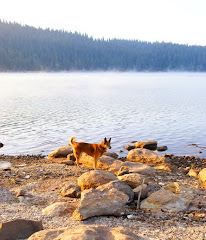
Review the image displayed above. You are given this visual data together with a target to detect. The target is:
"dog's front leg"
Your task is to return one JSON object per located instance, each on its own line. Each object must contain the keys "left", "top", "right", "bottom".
{"left": 94, "top": 156, "right": 99, "bottom": 170}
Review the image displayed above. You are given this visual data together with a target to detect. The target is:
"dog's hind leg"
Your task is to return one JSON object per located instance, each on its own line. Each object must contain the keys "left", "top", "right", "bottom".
{"left": 73, "top": 150, "right": 81, "bottom": 169}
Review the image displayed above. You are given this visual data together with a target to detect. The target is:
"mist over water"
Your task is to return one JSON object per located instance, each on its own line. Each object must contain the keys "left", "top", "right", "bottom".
{"left": 0, "top": 72, "right": 206, "bottom": 157}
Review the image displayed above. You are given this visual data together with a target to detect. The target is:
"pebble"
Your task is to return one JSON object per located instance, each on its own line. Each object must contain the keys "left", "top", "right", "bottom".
{"left": 0, "top": 161, "right": 12, "bottom": 170}
{"left": 16, "top": 190, "right": 26, "bottom": 197}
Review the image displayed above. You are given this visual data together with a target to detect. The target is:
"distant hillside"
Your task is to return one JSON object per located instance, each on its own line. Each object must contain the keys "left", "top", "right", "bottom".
{"left": 0, "top": 20, "right": 206, "bottom": 71}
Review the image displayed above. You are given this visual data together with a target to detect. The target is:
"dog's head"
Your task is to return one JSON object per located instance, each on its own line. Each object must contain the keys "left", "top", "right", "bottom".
{"left": 103, "top": 137, "right": 111, "bottom": 149}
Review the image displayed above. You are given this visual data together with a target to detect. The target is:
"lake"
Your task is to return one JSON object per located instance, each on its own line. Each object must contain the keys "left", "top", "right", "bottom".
{"left": 0, "top": 72, "right": 206, "bottom": 158}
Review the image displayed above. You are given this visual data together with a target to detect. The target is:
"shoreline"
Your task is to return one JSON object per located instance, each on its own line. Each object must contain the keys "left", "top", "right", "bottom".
{"left": 0, "top": 150, "right": 205, "bottom": 239}
{"left": 1, "top": 152, "right": 205, "bottom": 166}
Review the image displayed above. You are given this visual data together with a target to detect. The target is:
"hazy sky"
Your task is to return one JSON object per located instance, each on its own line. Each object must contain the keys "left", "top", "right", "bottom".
{"left": 0, "top": 0, "right": 206, "bottom": 46}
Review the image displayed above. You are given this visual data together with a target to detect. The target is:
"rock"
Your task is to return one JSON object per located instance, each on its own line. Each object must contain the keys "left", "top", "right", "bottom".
{"left": 79, "top": 154, "right": 116, "bottom": 170}
{"left": 188, "top": 168, "right": 198, "bottom": 177}
{"left": 141, "top": 189, "right": 189, "bottom": 212}
{"left": 60, "top": 182, "right": 81, "bottom": 198}
{"left": 163, "top": 182, "right": 196, "bottom": 200}
{"left": 72, "top": 187, "right": 129, "bottom": 220}
{"left": 16, "top": 189, "right": 26, "bottom": 197}
{"left": 154, "top": 164, "right": 172, "bottom": 171}
{"left": 120, "top": 161, "right": 155, "bottom": 176}
{"left": 133, "top": 184, "right": 148, "bottom": 200}
{"left": 0, "top": 161, "right": 12, "bottom": 170}
{"left": 97, "top": 180, "right": 134, "bottom": 203}
{"left": 77, "top": 170, "right": 118, "bottom": 191}
{"left": 124, "top": 145, "right": 135, "bottom": 151}
{"left": 104, "top": 151, "right": 118, "bottom": 159}
{"left": 198, "top": 168, "right": 206, "bottom": 185}
{"left": 48, "top": 145, "right": 73, "bottom": 158}
{"left": 42, "top": 202, "right": 75, "bottom": 216}
{"left": 108, "top": 160, "right": 155, "bottom": 177}
{"left": 147, "top": 183, "right": 161, "bottom": 193}
{"left": 66, "top": 153, "right": 76, "bottom": 161}
{"left": 0, "top": 219, "right": 43, "bottom": 240}
{"left": 117, "top": 166, "right": 130, "bottom": 176}
{"left": 157, "top": 146, "right": 168, "bottom": 152}
{"left": 141, "top": 182, "right": 196, "bottom": 212}
{"left": 118, "top": 173, "right": 147, "bottom": 189}
{"left": 28, "top": 226, "right": 143, "bottom": 240}
{"left": 96, "top": 156, "right": 117, "bottom": 170}
{"left": 134, "top": 140, "right": 157, "bottom": 150}
{"left": 61, "top": 159, "right": 75, "bottom": 165}
{"left": 17, "top": 193, "right": 36, "bottom": 204}
{"left": 107, "top": 160, "right": 125, "bottom": 174}
{"left": 0, "top": 142, "right": 3, "bottom": 148}
{"left": 127, "top": 148, "right": 167, "bottom": 164}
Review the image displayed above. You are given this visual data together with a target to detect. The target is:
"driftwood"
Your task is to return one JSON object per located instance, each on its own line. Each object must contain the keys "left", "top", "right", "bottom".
{"left": 137, "top": 178, "right": 145, "bottom": 209}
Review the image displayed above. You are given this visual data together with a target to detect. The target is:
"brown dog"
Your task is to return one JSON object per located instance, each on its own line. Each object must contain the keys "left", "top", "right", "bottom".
{"left": 69, "top": 136, "right": 111, "bottom": 169}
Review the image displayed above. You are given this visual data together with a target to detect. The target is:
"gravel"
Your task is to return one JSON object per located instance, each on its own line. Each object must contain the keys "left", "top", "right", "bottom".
{"left": 0, "top": 154, "right": 205, "bottom": 239}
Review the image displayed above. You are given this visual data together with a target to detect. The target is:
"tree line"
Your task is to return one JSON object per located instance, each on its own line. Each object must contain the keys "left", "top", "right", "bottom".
{"left": 0, "top": 20, "right": 206, "bottom": 71}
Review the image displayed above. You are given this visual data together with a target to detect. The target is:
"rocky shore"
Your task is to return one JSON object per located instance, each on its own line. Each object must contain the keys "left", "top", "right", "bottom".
{"left": 0, "top": 140, "right": 206, "bottom": 240}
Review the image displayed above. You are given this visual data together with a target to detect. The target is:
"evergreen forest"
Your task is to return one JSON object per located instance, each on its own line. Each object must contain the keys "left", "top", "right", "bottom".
{"left": 0, "top": 20, "right": 206, "bottom": 71}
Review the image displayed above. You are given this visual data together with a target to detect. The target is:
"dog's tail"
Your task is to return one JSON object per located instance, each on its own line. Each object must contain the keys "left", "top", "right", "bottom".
{"left": 69, "top": 136, "right": 76, "bottom": 146}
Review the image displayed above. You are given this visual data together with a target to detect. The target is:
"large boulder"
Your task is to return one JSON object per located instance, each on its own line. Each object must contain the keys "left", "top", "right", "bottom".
{"left": 118, "top": 173, "right": 147, "bottom": 189}
{"left": 77, "top": 170, "right": 118, "bottom": 191}
{"left": 120, "top": 161, "right": 155, "bottom": 176}
{"left": 107, "top": 160, "right": 126, "bottom": 174}
{"left": 42, "top": 202, "right": 76, "bottom": 217}
{"left": 60, "top": 182, "right": 81, "bottom": 198}
{"left": 48, "top": 145, "right": 73, "bottom": 158}
{"left": 140, "top": 182, "right": 196, "bottom": 212}
{"left": 141, "top": 189, "right": 188, "bottom": 212}
{"left": 72, "top": 187, "right": 129, "bottom": 220}
{"left": 108, "top": 160, "right": 155, "bottom": 177}
{"left": 79, "top": 154, "right": 116, "bottom": 170}
{"left": 127, "top": 148, "right": 167, "bottom": 164}
{"left": 0, "top": 219, "right": 43, "bottom": 240}
{"left": 163, "top": 182, "right": 196, "bottom": 200}
{"left": 134, "top": 140, "right": 157, "bottom": 150}
{"left": 28, "top": 225, "right": 145, "bottom": 240}
{"left": 198, "top": 168, "right": 206, "bottom": 186}
{"left": 97, "top": 180, "right": 134, "bottom": 203}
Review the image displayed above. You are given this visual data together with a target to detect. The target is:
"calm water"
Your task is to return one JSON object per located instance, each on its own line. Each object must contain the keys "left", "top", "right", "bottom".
{"left": 0, "top": 72, "right": 206, "bottom": 157}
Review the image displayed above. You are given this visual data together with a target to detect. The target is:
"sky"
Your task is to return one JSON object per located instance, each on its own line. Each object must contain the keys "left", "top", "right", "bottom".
{"left": 0, "top": 0, "right": 206, "bottom": 46}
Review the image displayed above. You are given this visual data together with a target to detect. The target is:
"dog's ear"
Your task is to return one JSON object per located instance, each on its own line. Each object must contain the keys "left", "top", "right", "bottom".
{"left": 109, "top": 138, "right": 111, "bottom": 142}
{"left": 104, "top": 137, "right": 107, "bottom": 143}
